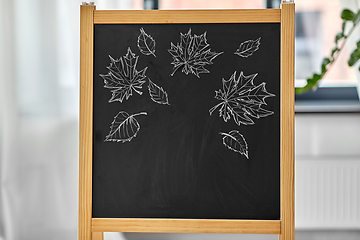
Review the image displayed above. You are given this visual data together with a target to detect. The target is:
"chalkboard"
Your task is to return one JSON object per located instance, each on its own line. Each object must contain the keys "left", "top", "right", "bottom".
{"left": 92, "top": 23, "right": 280, "bottom": 220}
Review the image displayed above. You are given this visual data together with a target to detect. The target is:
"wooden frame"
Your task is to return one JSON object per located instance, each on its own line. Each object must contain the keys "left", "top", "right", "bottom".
{"left": 79, "top": 4, "right": 294, "bottom": 240}
{"left": 280, "top": 3, "right": 295, "bottom": 240}
{"left": 79, "top": 4, "right": 96, "bottom": 240}
{"left": 93, "top": 9, "right": 281, "bottom": 24}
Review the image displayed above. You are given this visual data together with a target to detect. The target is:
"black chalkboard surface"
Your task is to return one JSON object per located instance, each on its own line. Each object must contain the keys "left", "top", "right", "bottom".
{"left": 92, "top": 23, "right": 280, "bottom": 220}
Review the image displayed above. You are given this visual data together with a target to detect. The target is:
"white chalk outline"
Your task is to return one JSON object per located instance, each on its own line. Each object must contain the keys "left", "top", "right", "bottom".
{"left": 219, "top": 130, "right": 249, "bottom": 159}
{"left": 234, "top": 37, "right": 261, "bottom": 58}
{"left": 137, "top": 27, "right": 156, "bottom": 57}
{"left": 168, "top": 28, "right": 223, "bottom": 78}
{"left": 209, "top": 71, "right": 275, "bottom": 126}
{"left": 148, "top": 78, "right": 170, "bottom": 105}
{"left": 105, "top": 111, "right": 147, "bottom": 143}
{"left": 99, "top": 47, "right": 147, "bottom": 103}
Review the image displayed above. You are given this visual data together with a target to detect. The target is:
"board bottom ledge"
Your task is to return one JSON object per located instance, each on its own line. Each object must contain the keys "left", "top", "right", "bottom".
{"left": 92, "top": 218, "right": 280, "bottom": 234}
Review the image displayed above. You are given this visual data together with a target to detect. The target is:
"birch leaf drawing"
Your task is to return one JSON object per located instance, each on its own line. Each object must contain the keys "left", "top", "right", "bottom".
{"left": 99, "top": 47, "right": 147, "bottom": 103}
{"left": 148, "top": 79, "right": 170, "bottom": 105}
{"left": 220, "top": 130, "right": 249, "bottom": 159}
{"left": 234, "top": 37, "right": 261, "bottom": 58}
{"left": 209, "top": 71, "right": 275, "bottom": 126}
{"left": 137, "top": 28, "right": 156, "bottom": 57}
{"left": 105, "top": 111, "right": 147, "bottom": 143}
{"left": 168, "top": 28, "right": 223, "bottom": 78}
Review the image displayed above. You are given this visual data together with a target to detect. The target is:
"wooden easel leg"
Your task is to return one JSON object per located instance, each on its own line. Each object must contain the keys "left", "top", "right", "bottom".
{"left": 79, "top": 3, "right": 96, "bottom": 240}
{"left": 92, "top": 232, "right": 104, "bottom": 240}
{"left": 279, "top": 1, "right": 295, "bottom": 240}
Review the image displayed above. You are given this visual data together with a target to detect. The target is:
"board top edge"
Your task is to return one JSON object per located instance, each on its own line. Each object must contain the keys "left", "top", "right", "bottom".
{"left": 93, "top": 9, "right": 281, "bottom": 24}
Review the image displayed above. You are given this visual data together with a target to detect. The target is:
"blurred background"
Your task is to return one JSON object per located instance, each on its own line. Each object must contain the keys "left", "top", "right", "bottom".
{"left": 0, "top": 0, "right": 359, "bottom": 239}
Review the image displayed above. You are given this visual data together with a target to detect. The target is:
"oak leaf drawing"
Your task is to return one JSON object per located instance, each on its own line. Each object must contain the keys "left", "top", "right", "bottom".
{"left": 168, "top": 28, "right": 223, "bottom": 78}
{"left": 99, "top": 47, "right": 147, "bottom": 103}
{"left": 209, "top": 71, "right": 275, "bottom": 125}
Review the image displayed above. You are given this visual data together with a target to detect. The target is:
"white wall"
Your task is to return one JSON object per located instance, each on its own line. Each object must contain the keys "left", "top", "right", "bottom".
{"left": 295, "top": 113, "right": 360, "bottom": 229}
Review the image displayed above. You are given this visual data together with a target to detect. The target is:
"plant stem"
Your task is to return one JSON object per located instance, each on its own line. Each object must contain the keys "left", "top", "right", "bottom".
{"left": 323, "top": 21, "right": 359, "bottom": 79}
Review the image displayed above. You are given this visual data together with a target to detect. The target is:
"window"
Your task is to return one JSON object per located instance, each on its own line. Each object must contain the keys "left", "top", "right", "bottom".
{"left": 267, "top": 0, "right": 360, "bottom": 112}
{"left": 295, "top": 11, "right": 322, "bottom": 80}
{"left": 293, "top": 0, "right": 358, "bottom": 88}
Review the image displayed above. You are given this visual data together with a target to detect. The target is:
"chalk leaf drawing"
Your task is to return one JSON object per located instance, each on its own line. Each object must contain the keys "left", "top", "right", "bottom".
{"left": 234, "top": 37, "right": 261, "bottom": 58}
{"left": 209, "top": 71, "right": 275, "bottom": 125}
{"left": 137, "top": 28, "right": 156, "bottom": 57}
{"left": 99, "top": 47, "right": 147, "bottom": 103}
{"left": 148, "top": 78, "right": 170, "bottom": 105}
{"left": 220, "top": 130, "right": 249, "bottom": 159}
{"left": 105, "top": 111, "right": 147, "bottom": 143}
{"left": 168, "top": 28, "right": 223, "bottom": 78}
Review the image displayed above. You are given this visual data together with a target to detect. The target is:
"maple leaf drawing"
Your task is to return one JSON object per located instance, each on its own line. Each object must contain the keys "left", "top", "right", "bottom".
{"left": 99, "top": 47, "right": 147, "bottom": 103}
{"left": 168, "top": 28, "right": 223, "bottom": 78}
{"left": 209, "top": 71, "right": 275, "bottom": 126}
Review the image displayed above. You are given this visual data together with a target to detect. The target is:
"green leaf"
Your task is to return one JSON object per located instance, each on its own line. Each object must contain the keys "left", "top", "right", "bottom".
{"left": 306, "top": 78, "right": 314, "bottom": 84}
{"left": 321, "top": 58, "right": 331, "bottom": 73}
{"left": 348, "top": 56, "right": 359, "bottom": 66}
{"left": 295, "top": 85, "right": 312, "bottom": 94}
{"left": 322, "top": 58, "right": 331, "bottom": 65}
{"left": 306, "top": 73, "right": 322, "bottom": 85}
{"left": 296, "top": 75, "right": 321, "bottom": 94}
{"left": 296, "top": 73, "right": 325, "bottom": 94}
{"left": 331, "top": 47, "right": 339, "bottom": 57}
{"left": 321, "top": 64, "right": 325, "bottom": 73}
{"left": 341, "top": 9, "right": 355, "bottom": 21}
{"left": 348, "top": 48, "right": 360, "bottom": 66}
{"left": 348, "top": 56, "right": 358, "bottom": 66}
{"left": 312, "top": 73, "right": 322, "bottom": 82}
{"left": 335, "top": 32, "right": 344, "bottom": 44}
{"left": 295, "top": 88, "right": 302, "bottom": 94}
{"left": 357, "top": 40, "right": 360, "bottom": 48}
{"left": 321, "top": 64, "right": 326, "bottom": 73}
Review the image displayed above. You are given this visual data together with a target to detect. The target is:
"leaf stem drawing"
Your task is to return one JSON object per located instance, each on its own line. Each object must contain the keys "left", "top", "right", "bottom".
{"left": 99, "top": 47, "right": 147, "bottom": 103}
{"left": 168, "top": 28, "right": 223, "bottom": 78}
{"left": 105, "top": 111, "right": 147, "bottom": 143}
{"left": 131, "top": 112, "right": 147, "bottom": 117}
{"left": 148, "top": 78, "right": 170, "bottom": 105}
{"left": 137, "top": 28, "right": 156, "bottom": 57}
{"left": 219, "top": 130, "right": 249, "bottom": 159}
{"left": 209, "top": 71, "right": 275, "bottom": 126}
{"left": 234, "top": 37, "right": 261, "bottom": 58}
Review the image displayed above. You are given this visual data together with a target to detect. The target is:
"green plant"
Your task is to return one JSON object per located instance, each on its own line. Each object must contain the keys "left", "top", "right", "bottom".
{"left": 296, "top": 9, "right": 360, "bottom": 94}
